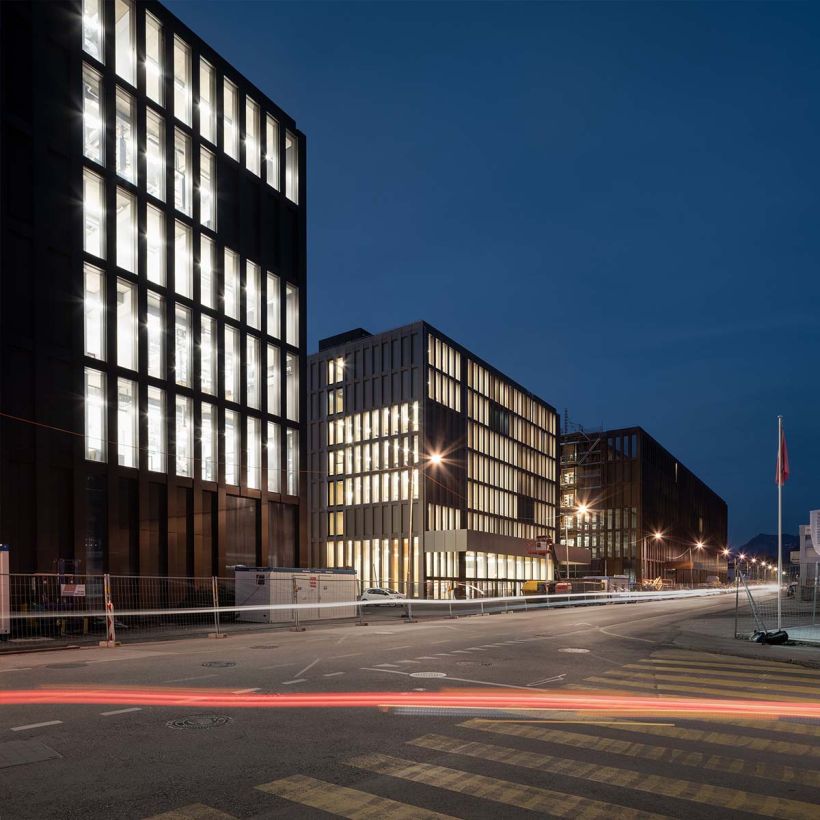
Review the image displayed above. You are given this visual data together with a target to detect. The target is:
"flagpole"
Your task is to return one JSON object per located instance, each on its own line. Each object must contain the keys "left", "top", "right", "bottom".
{"left": 777, "top": 414, "right": 783, "bottom": 631}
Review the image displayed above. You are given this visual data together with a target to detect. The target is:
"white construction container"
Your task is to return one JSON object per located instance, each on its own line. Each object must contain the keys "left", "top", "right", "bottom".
{"left": 234, "top": 567, "right": 357, "bottom": 623}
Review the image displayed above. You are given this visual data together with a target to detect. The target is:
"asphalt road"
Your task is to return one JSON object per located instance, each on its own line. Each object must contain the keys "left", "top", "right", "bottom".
{"left": 1, "top": 594, "right": 818, "bottom": 819}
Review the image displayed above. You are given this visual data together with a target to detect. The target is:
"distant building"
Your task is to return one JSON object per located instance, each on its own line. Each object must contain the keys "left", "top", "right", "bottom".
{"left": 797, "top": 523, "right": 820, "bottom": 583}
{"left": 560, "top": 427, "right": 728, "bottom": 584}
{"left": 0, "top": 0, "right": 307, "bottom": 574}
{"left": 307, "top": 323, "right": 560, "bottom": 597}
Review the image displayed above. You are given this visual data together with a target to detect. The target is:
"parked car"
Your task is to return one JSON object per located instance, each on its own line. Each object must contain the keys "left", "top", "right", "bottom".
{"left": 358, "top": 587, "right": 406, "bottom": 606}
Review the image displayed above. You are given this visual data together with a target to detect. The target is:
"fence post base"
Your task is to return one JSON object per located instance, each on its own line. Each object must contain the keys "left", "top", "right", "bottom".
{"left": 403, "top": 601, "right": 418, "bottom": 623}
{"left": 98, "top": 640, "right": 121, "bottom": 647}
{"left": 355, "top": 603, "right": 368, "bottom": 626}
{"left": 208, "top": 632, "right": 228, "bottom": 639}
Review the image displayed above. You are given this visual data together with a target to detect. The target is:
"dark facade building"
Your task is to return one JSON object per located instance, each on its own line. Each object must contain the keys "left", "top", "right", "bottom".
{"left": 307, "top": 323, "right": 560, "bottom": 597}
{"left": 560, "top": 427, "right": 728, "bottom": 584}
{"left": 0, "top": 0, "right": 307, "bottom": 575}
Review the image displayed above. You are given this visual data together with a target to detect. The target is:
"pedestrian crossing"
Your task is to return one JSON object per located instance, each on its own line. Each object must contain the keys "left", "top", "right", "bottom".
{"left": 146, "top": 648, "right": 820, "bottom": 819}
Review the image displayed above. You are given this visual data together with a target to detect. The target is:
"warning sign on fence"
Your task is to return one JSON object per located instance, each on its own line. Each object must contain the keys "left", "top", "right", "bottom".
{"left": 309, "top": 576, "right": 317, "bottom": 588}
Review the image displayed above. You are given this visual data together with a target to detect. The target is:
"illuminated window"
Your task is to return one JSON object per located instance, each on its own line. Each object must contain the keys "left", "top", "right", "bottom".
{"left": 199, "top": 147, "right": 216, "bottom": 229}
{"left": 199, "top": 235, "right": 216, "bottom": 309}
{"left": 147, "top": 386, "right": 166, "bottom": 473}
{"left": 245, "top": 97, "right": 260, "bottom": 175}
{"left": 174, "top": 130, "right": 192, "bottom": 215}
{"left": 145, "top": 13, "right": 163, "bottom": 105}
{"left": 146, "top": 205, "right": 165, "bottom": 286}
{"left": 175, "top": 395, "right": 193, "bottom": 477}
{"left": 267, "top": 422, "right": 280, "bottom": 492}
{"left": 146, "top": 109, "right": 165, "bottom": 201}
{"left": 266, "top": 273, "right": 280, "bottom": 338}
{"left": 175, "top": 304, "right": 192, "bottom": 387}
{"left": 116, "top": 189, "right": 136, "bottom": 272}
{"left": 286, "top": 428, "right": 298, "bottom": 495}
{"left": 285, "top": 283, "right": 299, "bottom": 347}
{"left": 146, "top": 291, "right": 165, "bottom": 378}
{"left": 247, "top": 417, "right": 261, "bottom": 489}
{"left": 224, "top": 326, "right": 240, "bottom": 402}
{"left": 84, "top": 170, "right": 105, "bottom": 259}
{"left": 115, "top": 88, "right": 136, "bottom": 182}
{"left": 84, "top": 265, "right": 105, "bottom": 361}
{"left": 85, "top": 368, "right": 107, "bottom": 462}
{"left": 173, "top": 36, "right": 191, "bottom": 125}
{"left": 174, "top": 221, "right": 192, "bottom": 298}
{"left": 265, "top": 114, "right": 279, "bottom": 189}
{"left": 200, "top": 315, "right": 217, "bottom": 395}
{"left": 223, "top": 79, "right": 238, "bottom": 160}
{"left": 267, "top": 345, "right": 280, "bottom": 416}
{"left": 285, "top": 130, "right": 299, "bottom": 203}
{"left": 246, "top": 261, "right": 260, "bottom": 329}
{"left": 117, "top": 378, "right": 138, "bottom": 468}
{"left": 285, "top": 352, "right": 298, "bottom": 421}
{"left": 201, "top": 402, "right": 217, "bottom": 482}
{"left": 116, "top": 278, "right": 137, "bottom": 370}
{"left": 114, "top": 0, "right": 135, "bottom": 85}
{"left": 82, "top": 65, "right": 103, "bottom": 164}
{"left": 199, "top": 60, "right": 216, "bottom": 143}
{"left": 82, "top": 0, "right": 103, "bottom": 62}
{"left": 223, "top": 249, "right": 239, "bottom": 318}
{"left": 224, "top": 409, "right": 239, "bottom": 484}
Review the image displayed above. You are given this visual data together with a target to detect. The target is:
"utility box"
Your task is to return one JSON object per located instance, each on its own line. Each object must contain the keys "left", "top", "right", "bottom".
{"left": 234, "top": 567, "right": 357, "bottom": 623}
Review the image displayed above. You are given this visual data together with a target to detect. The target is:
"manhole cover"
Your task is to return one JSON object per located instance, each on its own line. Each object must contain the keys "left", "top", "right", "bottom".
{"left": 46, "top": 662, "right": 88, "bottom": 669}
{"left": 410, "top": 672, "right": 447, "bottom": 679}
{"left": 456, "top": 661, "right": 492, "bottom": 667}
{"left": 201, "top": 661, "right": 236, "bottom": 668}
{"left": 558, "top": 648, "right": 589, "bottom": 654}
{"left": 166, "top": 715, "right": 233, "bottom": 730}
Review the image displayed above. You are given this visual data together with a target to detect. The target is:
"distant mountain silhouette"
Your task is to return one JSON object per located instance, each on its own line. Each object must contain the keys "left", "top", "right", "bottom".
{"left": 737, "top": 533, "right": 799, "bottom": 560}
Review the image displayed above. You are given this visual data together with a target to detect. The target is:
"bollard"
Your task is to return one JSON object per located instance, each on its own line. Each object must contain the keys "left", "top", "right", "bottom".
{"left": 356, "top": 600, "right": 368, "bottom": 627}
{"left": 448, "top": 600, "right": 457, "bottom": 619}
{"left": 290, "top": 578, "right": 305, "bottom": 632}
{"left": 404, "top": 600, "right": 418, "bottom": 623}
{"left": 209, "top": 576, "right": 226, "bottom": 639}
{"left": 480, "top": 600, "right": 486, "bottom": 616}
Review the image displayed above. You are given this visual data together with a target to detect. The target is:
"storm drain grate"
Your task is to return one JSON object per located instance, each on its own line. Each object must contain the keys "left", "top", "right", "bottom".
{"left": 201, "top": 661, "right": 236, "bottom": 668}
{"left": 166, "top": 715, "right": 233, "bottom": 730}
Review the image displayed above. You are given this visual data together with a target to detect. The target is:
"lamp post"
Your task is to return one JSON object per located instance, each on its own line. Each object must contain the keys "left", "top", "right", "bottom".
{"left": 722, "top": 548, "right": 730, "bottom": 584}
{"left": 406, "top": 451, "right": 441, "bottom": 599}
{"left": 695, "top": 541, "right": 705, "bottom": 587}
{"left": 641, "top": 532, "right": 663, "bottom": 587}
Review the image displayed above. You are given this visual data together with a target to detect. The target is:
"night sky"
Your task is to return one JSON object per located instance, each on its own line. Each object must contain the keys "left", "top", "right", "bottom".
{"left": 165, "top": 1, "right": 819, "bottom": 546}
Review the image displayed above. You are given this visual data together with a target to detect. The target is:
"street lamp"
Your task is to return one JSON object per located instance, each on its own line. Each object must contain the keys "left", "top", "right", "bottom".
{"left": 406, "top": 450, "right": 443, "bottom": 599}
{"left": 722, "top": 548, "right": 730, "bottom": 582}
{"left": 563, "top": 502, "right": 590, "bottom": 580}
{"left": 641, "top": 531, "right": 663, "bottom": 587}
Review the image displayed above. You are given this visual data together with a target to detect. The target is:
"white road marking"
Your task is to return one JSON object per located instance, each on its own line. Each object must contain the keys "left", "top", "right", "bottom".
{"left": 598, "top": 626, "right": 656, "bottom": 644}
{"left": 101, "top": 707, "right": 142, "bottom": 716}
{"left": 163, "top": 673, "right": 219, "bottom": 683}
{"left": 395, "top": 660, "right": 421, "bottom": 665}
{"left": 360, "top": 667, "right": 548, "bottom": 691}
{"left": 430, "top": 640, "right": 450, "bottom": 645}
{"left": 11, "top": 721, "right": 63, "bottom": 732}
{"left": 329, "top": 653, "right": 362, "bottom": 659}
{"left": 433, "top": 653, "right": 451, "bottom": 656}
{"left": 295, "top": 657, "right": 321, "bottom": 678}
{"left": 374, "top": 663, "right": 400, "bottom": 668}
{"left": 232, "top": 688, "right": 261, "bottom": 694}
{"left": 0, "top": 667, "right": 33, "bottom": 674}
{"left": 527, "top": 674, "right": 567, "bottom": 686}
{"left": 260, "top": 662, "right": 297, "bottom": 670}
{"left": 387, "top": 645, "right": 413, "bottom": 651}
{"left": 415, "top": 656, "right": 439, "bottom": 660}
{"left": 281, "top": 679, "right": 307, "bottom": 685}
{"left": 323, "top": 672, "right": 345, "bottom": 677}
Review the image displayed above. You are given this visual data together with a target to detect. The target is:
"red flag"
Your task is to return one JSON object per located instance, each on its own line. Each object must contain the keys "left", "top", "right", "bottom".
{"left": 776, "top": 426, "right": 790, "bottom": 486}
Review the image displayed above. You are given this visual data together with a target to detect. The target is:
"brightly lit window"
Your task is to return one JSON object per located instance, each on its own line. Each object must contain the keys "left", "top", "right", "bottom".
{"left": 246, "top": 335, "right": 260, "bottom": 409}
{"left": 265, "top": 114, "right": 279, "bottom": 190}
{"left": 245, "top": 97, "right": 260, "bottom": 175}
{"left": 246, "top": 261, "right": 260, "bottom": 329}
{"left": 116, "top": 278, "right": 137, "bottom": 370}
{"left": 327, "top": 357, "right": 344, "bottom": 384}
{"left": 82, "top": 64, "right": 104, "bottom": 164}
{"left": 174, "top": 221, "right": 192, "bottom": 298}
{"left": 199, "top": 235, "right": 216, "bottom": 309}
{"left": 199, "top": 59, "right": 216, "bottom": 144}
{"left": 285, "top": 130, "right": 299, "bottom": 203}
{"left": 285, "top": 283, "right": 299, "bottom": 347}
{"left": 145, "top": 13, "right": 163, "bottom": 105}
{"left": 175, "top": 304, "right": 192, "bottom": 387}
{"left": 174, "top": 130, "right": 192, "bottom": 216}
{"left": 224, "top": 326, "right": 240, "bottom": 402}
{"left": 175, "top": 395, "right": 193, "bottom": 477}
{"left": 200, "top": 315, "right": 217, "bottom": 395}
{"left": 224, "top": 249, "right": 239, "bottom": 319}
{"left": 115, "top": 88, "right": 136, "bottom": 182}
{"left": 267, "top": 345, "right": 280, "bottom": 416}
{"left": 116, "top": 189, "right": 136, "bottom": 272}
{"left": 147, "top": 386, "right": 166, "bottom": 473}
{"left": 201, "top": 402, "right": 217, "bottom": 482}
{"left": 146, "top": 109, "right": 165, "bottom": 201}
{"left": 223, "top": 79, "right": 238, "bottom": 160}
{"left": 173, "top": 36, "right": 191, "bottom": 125}
{"left": 82, "top": 0, "right": 103, "bottom": 62}
{"left": 117, "top": 378, "right": 138, "bottom": 468}
{"left": 83, "top": 169, "right": 105, "bottom": 259}
{"left": 84, "top": 264, "right": 105, "bottom": 361}
{"left": 286, "top": 428, "right": 298, "bottom": 495}
{"left": 286, "top": 351, "right": 298, "bottom": 421}
{"left": 85, "top": 368, "right": 107, "bottom": 462}
{"left": 146, "top": 204, "right": 165, "bottom": 285}
{"left": 247, "top": 417, "right": 261, "bottom": 489}
{"left": 114, "top": 0, "right": 135, "bottom": 85}
{"left": 224, "top": 409, "right": 239, "bottom": 484}
{"left": 199, "top": 147, "right": 216, "bottom": 230}
{"left": 267, "top": 422, "right": 280, "bottom": 492}
{"left": 266, "top": 272, "right": 280, "bottom": 338}
{"left": 146, "top": 291, "right": 165, "bottom": 378}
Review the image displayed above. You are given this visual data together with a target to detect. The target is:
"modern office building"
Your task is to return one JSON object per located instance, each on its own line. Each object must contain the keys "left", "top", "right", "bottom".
{"left": 560, "top": 427, "right": 728, "bottom": 584}
{"left": 307, "top": 323, "right": 560, "bottom": 597}
{"left": 0, "top": 0, "right": 307, "bottom": 575}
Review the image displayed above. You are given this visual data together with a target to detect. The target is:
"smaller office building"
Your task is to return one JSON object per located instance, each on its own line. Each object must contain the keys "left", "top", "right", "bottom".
{"left": 560, "top": 427, "right": 728, "bottom": 584}
{"left": 796, "top": 522, "right": 820, "bottom": 583}
{"left": 307, "top": 323, "right": 560, "bottom": 597}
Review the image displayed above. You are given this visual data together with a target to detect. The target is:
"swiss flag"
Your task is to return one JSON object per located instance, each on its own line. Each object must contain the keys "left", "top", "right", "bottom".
{"left": 776, "top": 426, "right": 790, "bottom": 486}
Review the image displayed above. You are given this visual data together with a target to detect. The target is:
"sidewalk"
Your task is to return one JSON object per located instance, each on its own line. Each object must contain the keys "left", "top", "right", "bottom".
{"left": 670, "top": 613, "right": 820, "bottom": 669}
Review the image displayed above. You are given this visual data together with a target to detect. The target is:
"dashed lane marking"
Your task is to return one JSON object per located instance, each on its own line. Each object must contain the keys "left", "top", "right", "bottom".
{"left": 10, "top": 721, "right": 63, "bottom": 732}
{"left": 231, "top": 688, "right": 260, "bottom": 694}
{"left": 101, "top": 708, "right": 142, "bottom": 716}
{"left": 163, "top": 674, "right": 220, "bottom": 683}
{"left": 323, "top": 672, "right": 345, "bottom": 677}
{"left": 280, "top": 679, "right": 307, "bottom": 685}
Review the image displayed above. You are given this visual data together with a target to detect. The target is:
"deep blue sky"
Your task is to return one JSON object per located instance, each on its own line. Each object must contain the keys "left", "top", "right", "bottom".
{"left": 166, "top": 1, "right": 819, "bottom": 546}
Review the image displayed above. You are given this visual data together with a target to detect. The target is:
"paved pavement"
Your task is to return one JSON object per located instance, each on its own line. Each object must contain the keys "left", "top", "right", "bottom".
{"left": 1, "top": 593, "right": 818, "bottom": 819}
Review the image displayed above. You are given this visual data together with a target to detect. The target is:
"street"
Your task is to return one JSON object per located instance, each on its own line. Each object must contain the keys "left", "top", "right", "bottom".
{"left": 1, "top": 594, "right": 818, "bottom": 819}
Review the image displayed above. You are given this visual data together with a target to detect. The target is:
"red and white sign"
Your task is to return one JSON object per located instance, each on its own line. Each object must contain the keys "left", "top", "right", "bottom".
{"left": 309, "top": 576, "right": 318, "bottom": 589}
{"left": 60, "top": 583, "right": 86, "bottom": 597}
